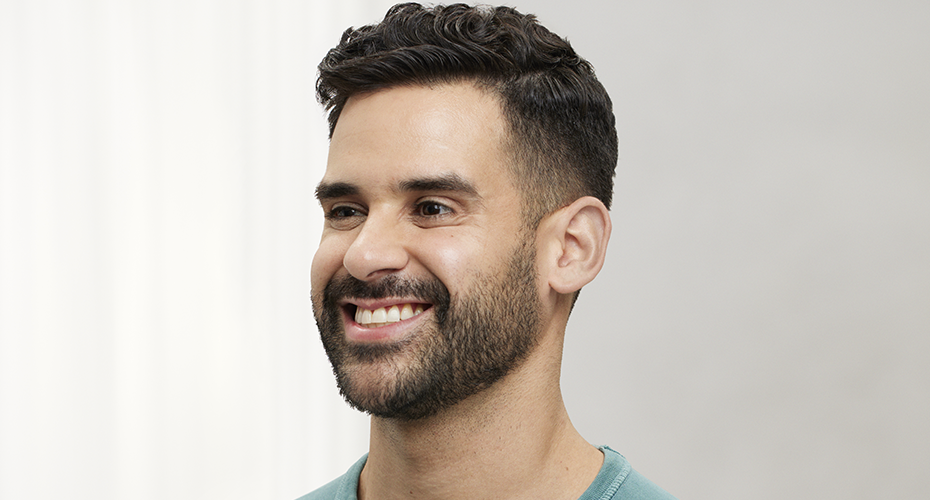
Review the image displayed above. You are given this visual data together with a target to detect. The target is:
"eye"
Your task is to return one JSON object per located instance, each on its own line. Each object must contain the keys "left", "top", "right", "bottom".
{"left": 324, "top": 204, "right": 366, "bottom": 230}
{"left": 328, "top": 205, "right": 361, "bottom": 218}
{"left": 416, "top": 201, "right": 453, "bottom": 217}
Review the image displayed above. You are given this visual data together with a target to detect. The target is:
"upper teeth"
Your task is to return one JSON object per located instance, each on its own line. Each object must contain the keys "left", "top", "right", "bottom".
{"left": 355, "top": 304, "right": 425, "bottom": 327}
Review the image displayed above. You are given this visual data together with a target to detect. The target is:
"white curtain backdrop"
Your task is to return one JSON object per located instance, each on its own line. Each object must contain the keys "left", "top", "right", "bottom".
{"left": 2, "top": 1, "right": 929, "bottom": 500}
{"left": 0, "top": 1, "right": 399, "bottom": 498}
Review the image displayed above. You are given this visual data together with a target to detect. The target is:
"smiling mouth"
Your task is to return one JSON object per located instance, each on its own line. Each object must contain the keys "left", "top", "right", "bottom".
{"left": 352, "top": 303, "right": 429, "bottom": 328}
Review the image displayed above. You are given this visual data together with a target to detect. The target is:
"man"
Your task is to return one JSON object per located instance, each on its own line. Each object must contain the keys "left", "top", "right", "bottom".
{"left": 303, "top": 3, "right": 676, "bottom": 499}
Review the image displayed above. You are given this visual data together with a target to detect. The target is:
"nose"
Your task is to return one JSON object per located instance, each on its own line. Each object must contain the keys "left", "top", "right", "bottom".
{"left": 342, "top": 211, "right": 410, "bottom": 281}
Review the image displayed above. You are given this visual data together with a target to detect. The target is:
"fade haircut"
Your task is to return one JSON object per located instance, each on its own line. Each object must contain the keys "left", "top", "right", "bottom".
{"left": 317, "top": 2, "right": 618, "bottom": 226}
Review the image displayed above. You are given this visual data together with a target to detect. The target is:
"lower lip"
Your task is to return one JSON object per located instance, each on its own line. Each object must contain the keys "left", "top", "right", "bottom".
{"left": 342, "top": 307, "right": 429, "bottom": 343}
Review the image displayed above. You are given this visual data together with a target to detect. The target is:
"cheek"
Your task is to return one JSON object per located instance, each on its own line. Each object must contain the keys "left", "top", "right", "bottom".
{"left": 311, "top": 236, "right": 347, "bottom": 295}
{"left": 417, "top": 233, "right": 483, "bottom": 284}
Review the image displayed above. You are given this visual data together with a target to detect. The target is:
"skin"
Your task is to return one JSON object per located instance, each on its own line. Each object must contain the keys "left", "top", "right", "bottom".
{"left": 311, "top": 82, "right": 612, "bottom": 500}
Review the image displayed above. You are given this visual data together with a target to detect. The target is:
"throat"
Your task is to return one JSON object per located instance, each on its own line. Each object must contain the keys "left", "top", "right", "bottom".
{"left": 363, "top": 410, "right": 602, "bottom": 500}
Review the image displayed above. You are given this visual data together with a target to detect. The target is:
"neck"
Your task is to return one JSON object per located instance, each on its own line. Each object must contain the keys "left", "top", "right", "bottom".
{"left": 358, "top": 332, "right": 603, "bottom": 500}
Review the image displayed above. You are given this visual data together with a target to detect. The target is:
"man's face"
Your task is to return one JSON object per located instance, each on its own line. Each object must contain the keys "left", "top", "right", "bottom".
{"left": 310, "top": 83, "right": 543, "bottom": 420}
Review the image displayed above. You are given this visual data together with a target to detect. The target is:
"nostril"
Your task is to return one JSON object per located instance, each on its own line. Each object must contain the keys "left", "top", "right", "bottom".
{"left": 342, "top": 228, "right": 411, "bottom": 280}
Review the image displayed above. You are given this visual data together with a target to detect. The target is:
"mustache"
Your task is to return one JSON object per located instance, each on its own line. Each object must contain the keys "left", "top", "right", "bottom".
{"left": 322, "top": 274, "right": 451, "bottom": 320}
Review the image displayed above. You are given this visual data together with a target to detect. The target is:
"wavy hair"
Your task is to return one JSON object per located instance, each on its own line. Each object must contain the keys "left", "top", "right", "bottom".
{"left": 317, "top": 3, "right": 618, "bottom": 224}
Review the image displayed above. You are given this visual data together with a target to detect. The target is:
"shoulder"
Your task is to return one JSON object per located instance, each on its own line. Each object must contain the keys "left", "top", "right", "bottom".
{"left": 598, "top": 447, "right": 678, "bottom": 500}
{"left": 615, "top": 467, "right": 678, "bottom": 500}
{"left": 295, "top": 476, "right": 342, "bottom": 500}
{"left": 295, "top": 454, "right": 368, "bottom": 500}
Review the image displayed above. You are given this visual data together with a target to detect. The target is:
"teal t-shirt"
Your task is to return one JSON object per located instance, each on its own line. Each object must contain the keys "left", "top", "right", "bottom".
{"left": 299, "top": 446, "right": 676, "bottom": 500}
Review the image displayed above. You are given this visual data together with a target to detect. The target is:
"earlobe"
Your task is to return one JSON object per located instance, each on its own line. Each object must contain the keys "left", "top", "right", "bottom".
{"left": 544, "top": 197, "right": 611, "bottom": 295}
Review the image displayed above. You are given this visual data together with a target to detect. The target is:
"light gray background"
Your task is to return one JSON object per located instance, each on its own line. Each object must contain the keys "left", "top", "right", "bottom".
{"left": 1, "top": 1, "right": 927, "bottom": 499}
{"left": 534, "top": 1, "right": 930, "bottom": 498}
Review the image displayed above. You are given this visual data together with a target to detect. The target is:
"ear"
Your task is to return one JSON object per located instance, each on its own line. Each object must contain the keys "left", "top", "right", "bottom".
{"left": 539, "top": 196, "right": 612, "bottom": 295}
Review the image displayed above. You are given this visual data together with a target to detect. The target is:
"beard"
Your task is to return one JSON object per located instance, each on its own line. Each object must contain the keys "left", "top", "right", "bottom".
{"left": 313, "top": 240, "right": 542, "bottom": 421}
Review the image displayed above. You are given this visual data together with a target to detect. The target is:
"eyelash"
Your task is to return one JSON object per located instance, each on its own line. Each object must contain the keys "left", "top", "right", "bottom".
{"left": 324, "top": 205, "right": 364, "bottom": 220}
{"left": 323, "top": 200, "right": 454, "bottom": 224}
{"left": 414, "top": 200, "right": 453, "bottom": 218}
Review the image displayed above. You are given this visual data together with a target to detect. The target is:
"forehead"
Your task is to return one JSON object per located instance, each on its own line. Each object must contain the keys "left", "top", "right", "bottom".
{"left": 323, "top": 83, "right": 512, "bottom": 193}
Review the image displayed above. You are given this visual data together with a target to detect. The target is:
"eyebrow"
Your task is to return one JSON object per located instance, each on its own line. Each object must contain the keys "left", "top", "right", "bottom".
{"left": 315, "top": 173, "right": 482, "bottom": 202}
{"left": 398, "top": 173, "right": 480, "bottom": 198}
{"left": 315, "top": 181, "right": 358, "bottom": 201}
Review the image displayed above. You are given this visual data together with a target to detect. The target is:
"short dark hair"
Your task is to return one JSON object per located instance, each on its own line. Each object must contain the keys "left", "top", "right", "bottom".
{"left": 317, "top": 2, "right": 618, "bottom": 224}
